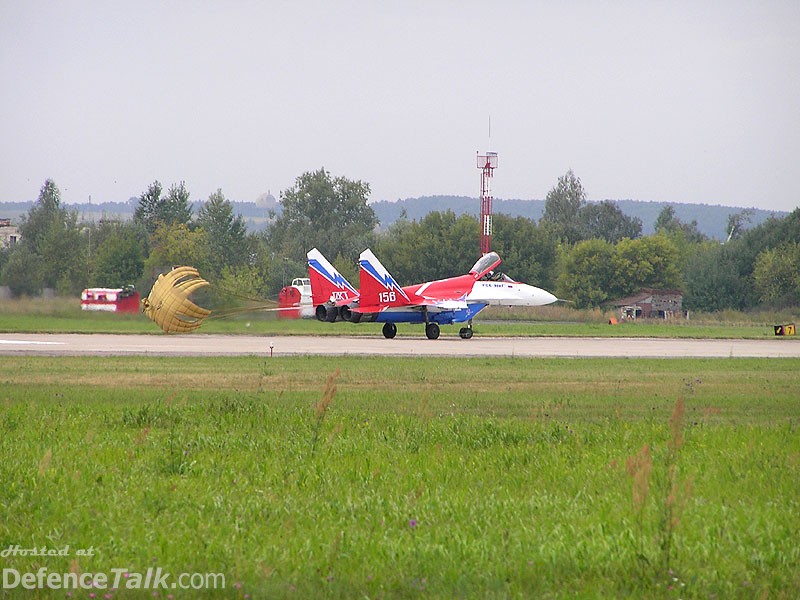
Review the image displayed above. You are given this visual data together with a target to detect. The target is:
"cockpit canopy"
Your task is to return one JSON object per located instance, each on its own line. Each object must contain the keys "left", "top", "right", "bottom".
{"left": 469, "top": 252, "right": 502, "bottom": 279}
{"left": 481, "top": 271, "right": 516, "bottom": 283}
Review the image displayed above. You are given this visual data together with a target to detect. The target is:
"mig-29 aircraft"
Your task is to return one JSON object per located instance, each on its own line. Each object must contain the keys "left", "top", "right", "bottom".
{"left": 307, "top": 247, "right": 557, "bottom": 340}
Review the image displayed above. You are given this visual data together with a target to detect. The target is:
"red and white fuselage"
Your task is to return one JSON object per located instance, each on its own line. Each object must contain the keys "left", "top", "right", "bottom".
{"left": 308, "top": 247, "right": 558, "bottom": 339}
{"left": 357, "top": 249, "right": 556, "bottom": 312}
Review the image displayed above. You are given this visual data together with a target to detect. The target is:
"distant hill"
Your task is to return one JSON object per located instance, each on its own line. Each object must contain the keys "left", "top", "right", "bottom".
{"left": 0, "top": 198, "right": 786, "bottom": 240}
{"left": 369, "top": 196, "right": 787, "bottom": 240}
{"left": 369, "top": 196, "right": 543, "bottom": 226}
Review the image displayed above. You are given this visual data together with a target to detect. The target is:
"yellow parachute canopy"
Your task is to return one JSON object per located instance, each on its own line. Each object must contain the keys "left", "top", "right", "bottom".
{"left": 142, "top": 266, "right": 211, "bottom": 333}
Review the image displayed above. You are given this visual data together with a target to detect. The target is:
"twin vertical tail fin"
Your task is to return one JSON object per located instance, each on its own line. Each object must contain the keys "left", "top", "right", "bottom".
{"left": 358, "top": 249, "right": 411, "bottom": 308}
{"left": 306, "top": 247, "right": 410, "bottom": 311}
{"left": 307, "top": 248, "right": 359, "bottom": 306}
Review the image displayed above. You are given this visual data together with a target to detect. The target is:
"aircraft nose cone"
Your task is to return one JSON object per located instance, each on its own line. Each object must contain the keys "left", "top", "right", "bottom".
{"left": 541, "top": 290, "right": 558, "bottom": 305}
{"left": 524, "top": 284, "right": 558, "bottom": 306}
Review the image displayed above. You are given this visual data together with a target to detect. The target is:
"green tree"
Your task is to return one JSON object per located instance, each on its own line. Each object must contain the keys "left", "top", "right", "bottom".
{"left": 244, "top": 234, "right": 286, "bottom": 297}
{"left": 375, "top": 211, "right": 478, "bottom": 284}
{"left": 1, "top": 246, "right": 43, "bottom": 296}
{"left": 0, "top": 247, "right": 9, "bottom": 279}
{"left": 133, "top": 180, "right": 163, "bottom": 234}
{"left": 134, "top": 180, "right": 194, "bottom": 234}
{"left": 557, "top": 235, "right": 682, "bottom": 308}
{"left": 16, "top": 179, "right": 86, "bottom": 294}
{"left": 20, "top": 179, "right": 63, "bottom": 256}
{"left": 542, "top": 169, "right": 586, "bottom": 244}
{"left": 375, "top": 212, "right": 559, "bottom": 289}
{"left": 90, "top": 221, "right": 147, "bottom": 288}
{"left": 724, "top": 209, "right": 753, "bottom": 242}
{"left": 372, "top": 215, "right": 415, "bottom": 282}
{"left": 732, "top": 208, "right": 800, "bottom": 308}
{"left": 163, "top": 181, "right": 194, "bottom": 226}
{"left": 491, "top": 214, "right": 559, "bottom": 289}
{"left": 653, "top": 205, "right": 677, "bottom": 232}
{"left": 141, "top": 223, "right": 210, "bottom": 288}
{"left": 683, "top": 242, "right": 748, "bottom": 311}
{"left": 557, "top": 238, "right": 616, "bottom": 308}
{"left": 577, "top": 200, "right": 642, "bottom": 243}
{"left": 215, "top": 265, "right": 268, "bottom": 301}
{"left": 39, "top": 213, "right": 85, "bottom": 294}
{"left": 196, "top": 189, "right": 250, "bottom": 278}
{"left": 20, "top": 179, "right": 61, "bottom": 254}
{"left": 654, "top": 205, "right": 706, "bottom": 243}
{"left": 613, "top": 236, "right": 682, "bottom": 298}
{"left": 268, "top": 168, "right": 376, "bottom": 264}
{"left": 753, "top": 242, "right": 800, "bottom": 306}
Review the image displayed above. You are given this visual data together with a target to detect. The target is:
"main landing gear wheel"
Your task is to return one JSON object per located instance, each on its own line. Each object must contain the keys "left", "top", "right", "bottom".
{"left": 459, "top": 327, "right": 473, "bottom": 339}
{"left": 425, "top": 322, "right": 440, "bottom": 340}
{"left": 382, "top": 322, "right": 397, "bottom": 339}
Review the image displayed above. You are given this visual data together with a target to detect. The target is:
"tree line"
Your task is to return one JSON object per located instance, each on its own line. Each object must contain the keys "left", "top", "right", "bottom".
{"left": 1, "top": 170, "right": 798, "bottom": 312}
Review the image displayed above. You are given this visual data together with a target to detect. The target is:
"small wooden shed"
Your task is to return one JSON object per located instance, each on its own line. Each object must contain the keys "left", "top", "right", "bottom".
{"left": 610, "top": 289, "right": 683, "bottom": 320}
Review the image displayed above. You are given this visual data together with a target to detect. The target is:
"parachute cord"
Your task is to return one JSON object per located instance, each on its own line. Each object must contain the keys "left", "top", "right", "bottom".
{"left": 207, "top": 284, "right": 281, "bottom": 306}
{"left": 206, "top": 304, "right": 279, "bottom": 320}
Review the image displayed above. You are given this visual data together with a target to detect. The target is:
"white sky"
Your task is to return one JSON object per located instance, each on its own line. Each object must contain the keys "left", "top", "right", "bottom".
{"left": 1, "top": 1, "right": 798, "bottom": 211}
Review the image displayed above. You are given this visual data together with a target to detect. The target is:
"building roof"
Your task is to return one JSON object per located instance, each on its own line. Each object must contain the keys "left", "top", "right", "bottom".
{"left": 609, "top": 288, "right": 683, "bottom": 307}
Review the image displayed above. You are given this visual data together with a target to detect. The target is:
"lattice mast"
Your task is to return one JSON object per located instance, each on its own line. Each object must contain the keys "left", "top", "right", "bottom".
{"left": 477, "top": 152, "right": 498, "bottom": 255}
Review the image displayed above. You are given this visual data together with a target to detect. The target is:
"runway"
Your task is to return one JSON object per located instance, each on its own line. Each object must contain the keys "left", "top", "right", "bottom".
{"left": 1, "top": 333, "right": 799, "bottom": 358}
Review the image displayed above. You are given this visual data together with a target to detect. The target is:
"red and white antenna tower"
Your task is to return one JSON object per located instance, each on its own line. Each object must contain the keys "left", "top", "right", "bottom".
{"left": 477, "top": 151, "right": 498, "bottom": 255}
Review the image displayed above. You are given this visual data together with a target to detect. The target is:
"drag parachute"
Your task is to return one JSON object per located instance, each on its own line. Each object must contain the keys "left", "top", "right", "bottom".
{"left": 141, "top": 266, "right": 211, "bottom": 333}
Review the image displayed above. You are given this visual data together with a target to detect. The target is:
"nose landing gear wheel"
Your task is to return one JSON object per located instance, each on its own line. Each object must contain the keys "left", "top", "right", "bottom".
{"left": 382, "top": 322, "right": 397, "bottom": 339}
{"left": 425, "top": 322, "right": 440, "bottom": 340}
{"left": 459, "top": 327, "right": 473, "bottom": 339}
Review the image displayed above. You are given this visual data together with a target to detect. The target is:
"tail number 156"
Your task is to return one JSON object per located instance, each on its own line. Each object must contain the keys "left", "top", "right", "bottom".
{"left": 378, "top": 291, "right": 396, "bottom": 303}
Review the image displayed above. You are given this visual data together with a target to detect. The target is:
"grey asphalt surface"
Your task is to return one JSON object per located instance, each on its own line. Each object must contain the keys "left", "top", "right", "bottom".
{"left": 1, "top": 333, "right": 799, "bottom": 358}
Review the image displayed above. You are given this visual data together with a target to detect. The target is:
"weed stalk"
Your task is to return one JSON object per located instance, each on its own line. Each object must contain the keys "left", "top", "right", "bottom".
{"left": 310, "top": 370, "right": 339, "bottom": 458}
{"left": 626, "top": 443, "right": 652, "bottom": 576}
{"left": 625, "top": 397, "right": 692, "bottom": 586}
{"left": 659, "top": 397, "right": 691, "bottom": 577}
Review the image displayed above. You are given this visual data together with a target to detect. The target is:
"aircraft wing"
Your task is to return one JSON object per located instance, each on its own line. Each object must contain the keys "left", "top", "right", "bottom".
{"left": 428, "top": 299, "right": 469, "bottom": 311}
{"left": 355, "top": 298, "right": 468, "bottom": 314}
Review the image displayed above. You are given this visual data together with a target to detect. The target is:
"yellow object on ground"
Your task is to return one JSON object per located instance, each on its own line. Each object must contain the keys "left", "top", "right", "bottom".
{"left": 141, "top": 267, "right": 211, "bottom": 333}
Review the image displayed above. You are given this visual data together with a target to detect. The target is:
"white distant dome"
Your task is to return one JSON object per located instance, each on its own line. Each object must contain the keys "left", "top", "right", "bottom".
{"left": 255, "top": 190, "right": 277, "bottom": 209}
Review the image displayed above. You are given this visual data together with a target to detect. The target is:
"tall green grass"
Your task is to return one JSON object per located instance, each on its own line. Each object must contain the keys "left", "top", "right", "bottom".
{"left": 1, "top": 356, "right": 798, "bottom": 598}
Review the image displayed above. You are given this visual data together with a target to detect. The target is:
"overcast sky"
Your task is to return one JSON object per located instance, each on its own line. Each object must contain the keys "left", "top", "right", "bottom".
{"left": 1, "top": 1, "right": 798, "bottom": 211}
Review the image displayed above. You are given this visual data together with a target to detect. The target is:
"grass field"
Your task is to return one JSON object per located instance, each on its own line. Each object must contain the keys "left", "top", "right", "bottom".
{"left": 1, "top": 355, "right": 799, "bottom": 598}
{"left": 1, "top": 297, "right": 797, "bottom": 339}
